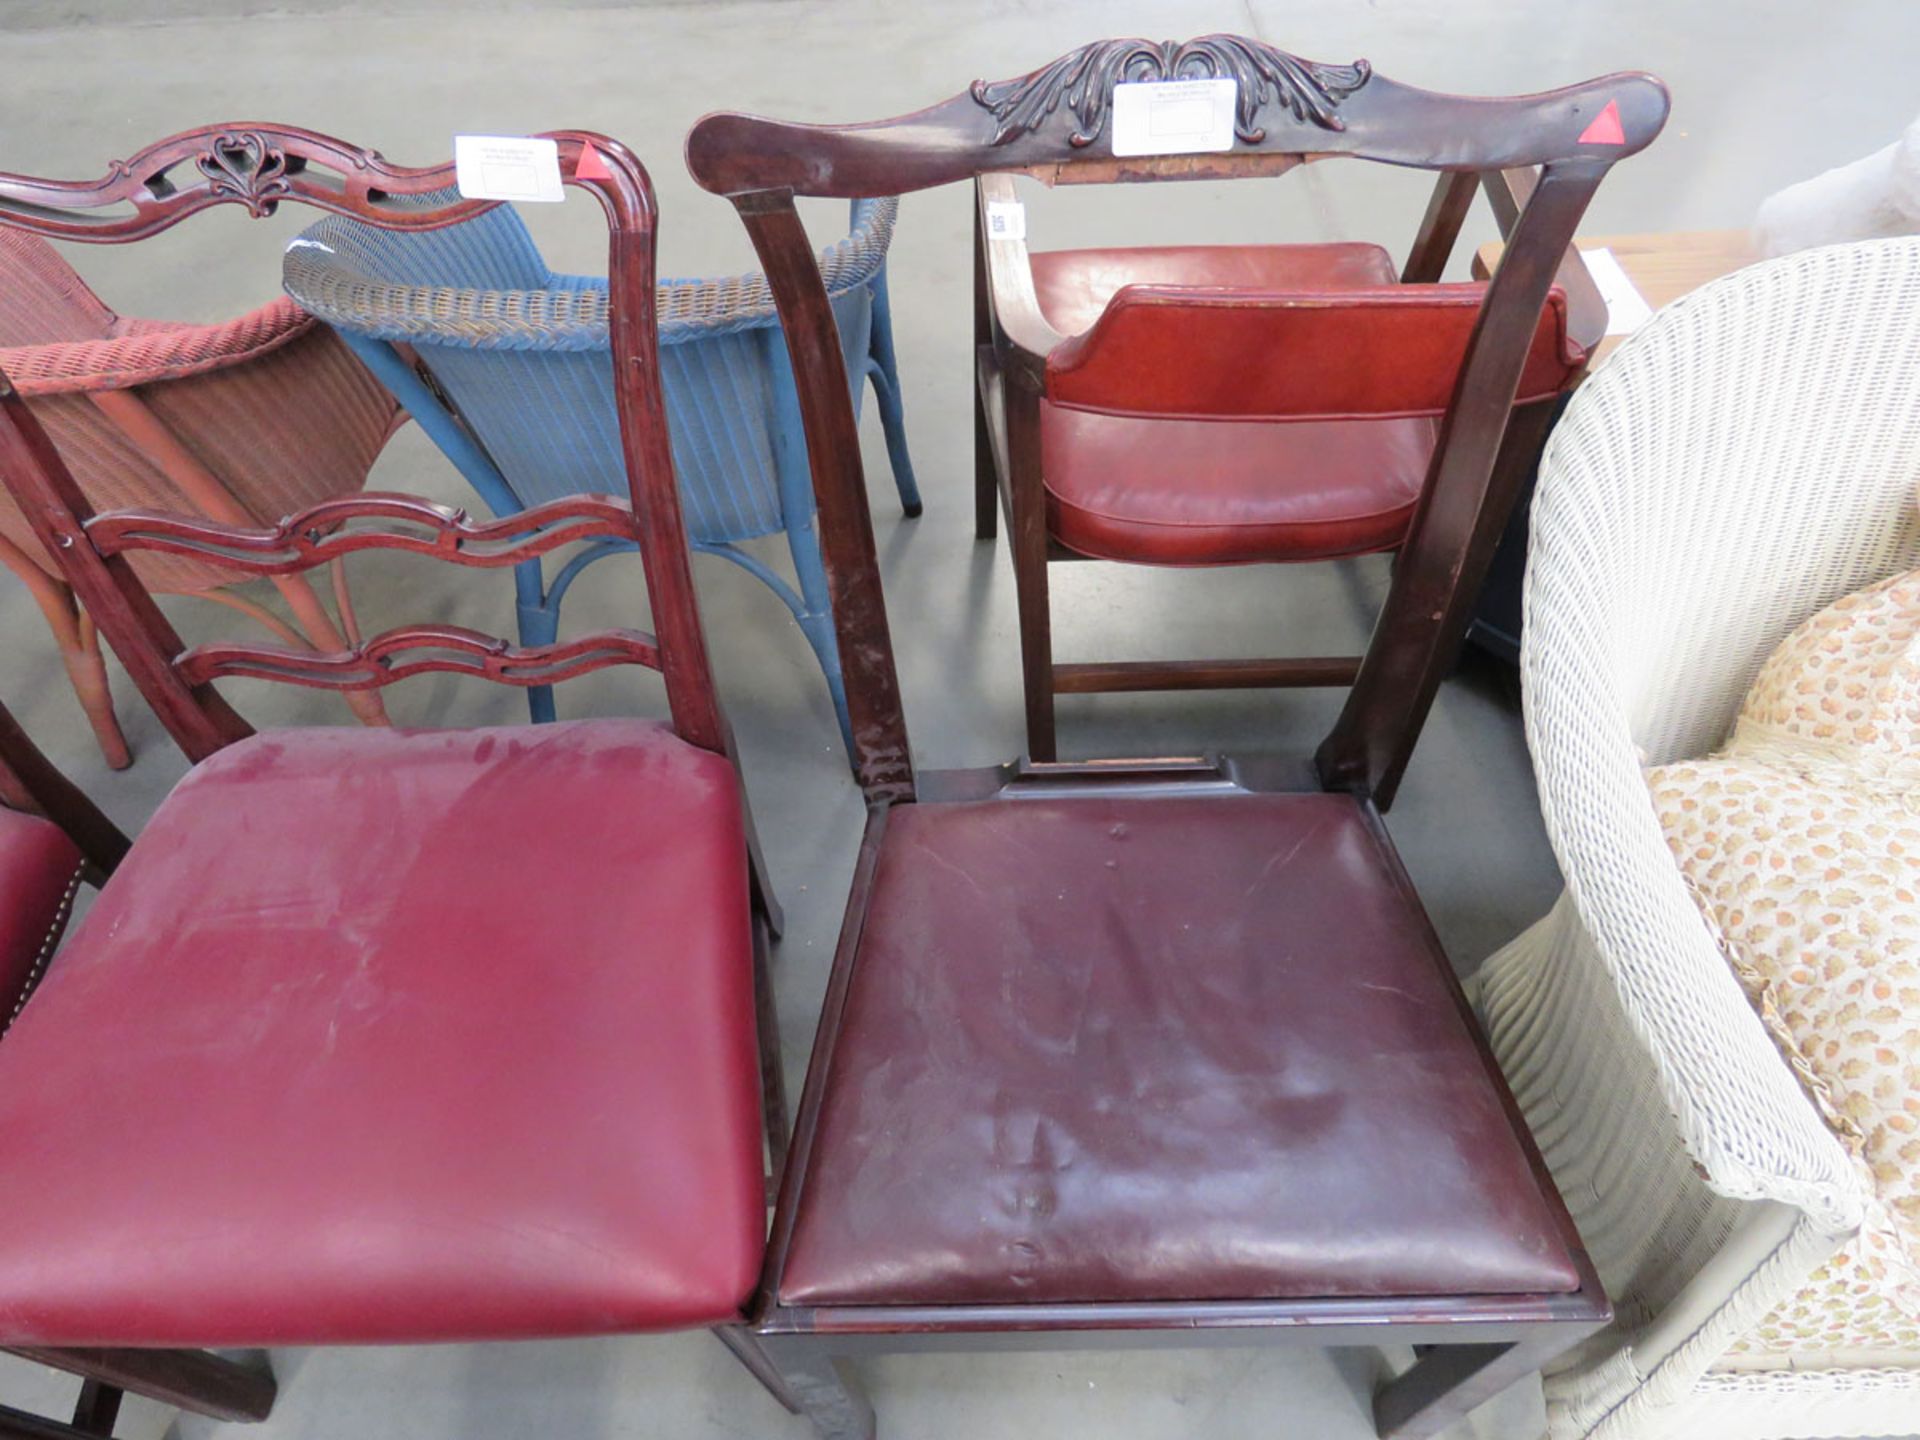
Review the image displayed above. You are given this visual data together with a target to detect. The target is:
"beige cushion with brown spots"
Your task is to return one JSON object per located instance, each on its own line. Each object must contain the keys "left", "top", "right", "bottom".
{"left": 1648, "top": 568, "right": 1920, "bottom": 1356}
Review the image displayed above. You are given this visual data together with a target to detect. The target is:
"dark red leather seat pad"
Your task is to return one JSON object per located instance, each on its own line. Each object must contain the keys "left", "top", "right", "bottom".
{"left": 780, "top": 789, "right": 1582, "bottom": 1308}
{"left": 0, "top": 720, "right": 766, "bottom": 1346}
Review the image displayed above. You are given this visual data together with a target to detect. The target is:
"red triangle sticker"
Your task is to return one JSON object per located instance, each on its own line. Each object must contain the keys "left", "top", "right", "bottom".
{"left": 1577, "top": 99, "right": 1625, "bottom": 146}
{"left": 575, "top": 142, "right": 613, "bottom": 181}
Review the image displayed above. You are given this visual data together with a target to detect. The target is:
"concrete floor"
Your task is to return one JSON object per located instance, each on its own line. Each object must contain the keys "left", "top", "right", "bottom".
{"left": 1, "top": 1, "right": 1916, "bottom": 1437}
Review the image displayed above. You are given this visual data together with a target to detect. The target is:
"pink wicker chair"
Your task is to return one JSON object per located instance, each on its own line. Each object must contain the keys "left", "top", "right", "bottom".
{"left": 0, "top": 229, "right": 400, "bottom": 767}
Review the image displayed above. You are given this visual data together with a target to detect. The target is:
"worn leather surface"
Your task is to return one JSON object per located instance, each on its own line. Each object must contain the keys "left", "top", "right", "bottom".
{"left": 1029, "top": 243, "right": 1404, "bottom": 339}
{"left": 1041, "top": 402, "right": 1434, "bottom": 564}
{"left": 0, "top": 807, "right": 82, "bottom": 1021}
{"left": 781, "top": 790, "right": 1583, "bottom": 1308}
{"left": 0, "top": 720, "right": 766, "bottom": 1345}
{"left": 1026, "top": 243, "right": 1581, "bottom": 566}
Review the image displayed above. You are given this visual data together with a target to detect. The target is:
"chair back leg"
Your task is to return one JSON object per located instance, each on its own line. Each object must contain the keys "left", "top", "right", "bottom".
{"left": 0, "top": 535, "right": 131, "bottom": 769}
{"left": 862, "top": 265, "right": 921, "bottom": 517}
{"left": 765, "top": 329, "right": 859, "bottom": 759}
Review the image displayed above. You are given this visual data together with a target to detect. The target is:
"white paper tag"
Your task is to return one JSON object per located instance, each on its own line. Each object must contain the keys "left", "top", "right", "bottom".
{"left": 983, "top": 199, "right": 1027, "bottom": 242}
{"left": 1583, "top": 246, "right": 1655, "bottom": 336}
{"left": 1110, "top": 78, "right": 1238, "bottom": 158}
{"left": 453, "top": 135, "right": 565, "bottom": 204}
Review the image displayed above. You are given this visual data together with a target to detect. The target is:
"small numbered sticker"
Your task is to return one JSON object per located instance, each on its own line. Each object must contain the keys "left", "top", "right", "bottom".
{"left": 983, "top": 199, "right": 1027, "bottom": 242}
{"left": 453, "top": 135, "right": 565, "bottom": 203}
{"left": 1110, "top": 78, "right": 1238, "bottom": 158}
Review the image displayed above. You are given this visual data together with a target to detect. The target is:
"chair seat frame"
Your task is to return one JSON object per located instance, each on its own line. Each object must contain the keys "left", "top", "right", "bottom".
{"left": 688, "top": 33, "right": 1667, "bottom": 1440}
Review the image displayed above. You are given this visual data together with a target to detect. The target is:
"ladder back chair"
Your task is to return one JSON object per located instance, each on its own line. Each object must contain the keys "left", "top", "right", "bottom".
{"left": 963, "top": 49, "right": 1618, "bottom": 760}
{"left": 0, "top": 126, "right": 790, "bottom": 1437}
{"left": 687, "top": 36, "right": 1666, "bottom": 1440}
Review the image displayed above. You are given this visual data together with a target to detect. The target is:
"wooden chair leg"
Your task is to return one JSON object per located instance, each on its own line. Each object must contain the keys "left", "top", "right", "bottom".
{"left": 1003, "top": 386, "right": 1056, "bottom": 762}
{"left": 0, "top": 1401, "right": 98, "bottom": 1440}
{"left": 973, "top": 378, "right": 998, "bottom": 541}
{"left": 62, "top": 618, "right": 131, "bottom": 774}
{"left": 0, "top": 541, "right": 132, "bottom": 770}
{"left": 711, "top": 1326, "right": 799, "bottom": 1414}
{"left": 752, "top": 907, "right": 791, "bottom": 1190}
{"left": 971, "top": 215, "right": 998, "bottom": 542}
{"left": 5, "top": 1347, "right": 275, "bottom": 1426}
{"left": 1372, "top": 1337, "right": 1556, "bottom": 1440}
{"left": 728, "top": 1333, "right": 873, "bottom": 1440}
{"left": 273, "top": 573, "right": 389, "bottom": 728}
{"left": 67, "top": 1382, "right": 119, "bottom": 1437}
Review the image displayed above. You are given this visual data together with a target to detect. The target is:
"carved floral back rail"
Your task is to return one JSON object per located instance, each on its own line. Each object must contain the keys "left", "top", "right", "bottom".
{"left": 0, "top": 126, "right": 725, "bottom": 762}
{"left": 686, "top": 36, "right": 1669, "bottom": 803}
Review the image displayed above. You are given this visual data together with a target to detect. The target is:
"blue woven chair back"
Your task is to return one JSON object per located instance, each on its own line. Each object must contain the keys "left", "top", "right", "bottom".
{"left": 285, "top": 199, "right": 880, "bottom": 545}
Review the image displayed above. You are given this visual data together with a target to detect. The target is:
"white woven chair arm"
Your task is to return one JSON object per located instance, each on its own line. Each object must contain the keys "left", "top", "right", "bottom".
{"left": 1515, "top": 241, "right": 1920, "bottom": 1232}
{"left": 1523, "top": 564, "right": 1865, "bottom": 1232}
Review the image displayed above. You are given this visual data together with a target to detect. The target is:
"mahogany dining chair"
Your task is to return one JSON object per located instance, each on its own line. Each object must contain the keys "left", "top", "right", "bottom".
{"left": 0, "top": 126, "right": 790, "bottom": 1438}
{"left": 687, "top": 35, "right": 1666, "bottom": 1440}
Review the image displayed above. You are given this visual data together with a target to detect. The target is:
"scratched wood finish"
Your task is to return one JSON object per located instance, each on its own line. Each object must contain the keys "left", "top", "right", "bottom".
{"left": 0, "top": 126, "right": 725, "bottom": 761}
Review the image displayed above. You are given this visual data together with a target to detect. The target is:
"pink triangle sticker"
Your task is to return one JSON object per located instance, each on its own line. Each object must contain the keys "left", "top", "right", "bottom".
{"left": 1577, "top": 99, "right": 1625, "bottom": 146}
{"left": 575, "top": 142, "right": 613, "bottom": 181}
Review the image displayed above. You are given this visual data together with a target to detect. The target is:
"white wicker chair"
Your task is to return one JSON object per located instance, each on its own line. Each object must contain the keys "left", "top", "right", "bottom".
{"left": 1474, "top": 236, "right": 1920, "bottom": 1440}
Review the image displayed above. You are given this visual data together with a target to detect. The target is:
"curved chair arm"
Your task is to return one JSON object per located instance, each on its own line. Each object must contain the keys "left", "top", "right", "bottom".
{"left": 0, "top": 297, "right": 315, "bottom": 397}
{"left": 974, "top": 173, "right": 1066, "bottom": 383}
{"left": 1517, "top": 244, "right": 1920, "bottom": 1235}
{"left": 283, "top": 196, "right": 901, "bottom": 351}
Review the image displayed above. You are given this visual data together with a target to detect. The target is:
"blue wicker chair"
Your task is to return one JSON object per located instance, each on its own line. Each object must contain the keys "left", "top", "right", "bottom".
{"left": 281, "top": 196, "right": 918, "bottom": 749}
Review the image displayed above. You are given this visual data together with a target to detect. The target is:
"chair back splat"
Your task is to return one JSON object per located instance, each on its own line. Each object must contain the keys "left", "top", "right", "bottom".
{"left": 688, "top": 38, "right": 1668, "bottom": 805}
{"left": 0, "top": 127, "right": 724, "bottom": 762}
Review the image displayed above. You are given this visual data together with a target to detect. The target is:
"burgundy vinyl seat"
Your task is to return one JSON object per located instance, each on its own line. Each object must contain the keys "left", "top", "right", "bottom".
{"left": 0, "top": 719, "right": 767, "bottom": 1348}
{"left": 776, "top": 788, "right": 1583, "bottom": 1309}
{"left": 1031, "top": 242, "right": 1437, "bottom": 565}
{"left": 0, "top": 804, "right": 83, "bottom": 1019}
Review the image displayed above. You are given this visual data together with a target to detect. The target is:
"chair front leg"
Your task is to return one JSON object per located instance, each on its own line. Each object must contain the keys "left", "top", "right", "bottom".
{"left": 1373, "top": 1336, "right": 1560, "bottom": 1440}
{"left": 737, "top": 1333, "right": 874, "bottom": 1440}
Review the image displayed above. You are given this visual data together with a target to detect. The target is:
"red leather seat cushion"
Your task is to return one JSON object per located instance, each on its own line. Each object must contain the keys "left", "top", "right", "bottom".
{"left": 0, "top": 807, "right": 83, "bottom": 1020}
{"left": 0, "top": 720, "right": 765, "bottom": 1346}
{"left": 1029, "top": 244, "right": 1434, "bottom": 565}
{"left": 779, "top": 790, "right": 1583, "bottom": 1308}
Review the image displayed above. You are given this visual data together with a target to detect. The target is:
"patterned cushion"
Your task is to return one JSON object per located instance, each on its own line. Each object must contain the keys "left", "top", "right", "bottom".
{"left": 1647, "top": 569, "right": 1920, "bottom": 1355}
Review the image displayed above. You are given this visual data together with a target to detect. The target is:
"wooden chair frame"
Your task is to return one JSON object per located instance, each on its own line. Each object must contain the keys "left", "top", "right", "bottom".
{"left": 688, "top": 36, "right": 1666, "bottom": 1440}
{"left": 966, "top": 120, "right": 1615, "bottom": 763}
{"left": 0, "top": 127, "right": 789, "bottom": 1437}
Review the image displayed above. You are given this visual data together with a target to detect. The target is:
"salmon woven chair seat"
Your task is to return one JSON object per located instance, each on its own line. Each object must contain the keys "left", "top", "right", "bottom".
{"left": 0, "top": 227, "right": 400, "bottom": 768}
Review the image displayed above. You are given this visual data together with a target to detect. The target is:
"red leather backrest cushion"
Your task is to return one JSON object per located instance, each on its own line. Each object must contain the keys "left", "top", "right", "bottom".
{"left": 1045, "top": 282, "right": 1584, "bottom": 421}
